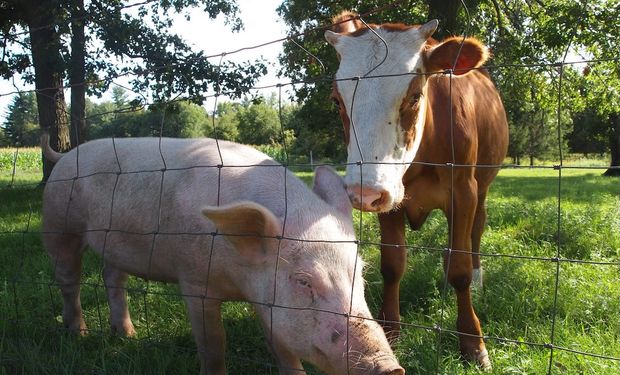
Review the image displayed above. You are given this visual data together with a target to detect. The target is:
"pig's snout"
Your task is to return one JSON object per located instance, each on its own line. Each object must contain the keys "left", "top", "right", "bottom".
{"left": 347, "top": 352, "right": 404, "bottom": 375}
{"left": 369, "top": 354, "right": 405, "bottom": 375}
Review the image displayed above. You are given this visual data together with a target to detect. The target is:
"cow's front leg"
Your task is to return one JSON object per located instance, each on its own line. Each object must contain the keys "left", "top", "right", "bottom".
{"left": 470, "top": 190, "right": 489, "bottom": 290}
{"left": 444, "top": 178, "right": 491, "bottom": 370}
{"left": 377, "top": 210, "right": 407, "bottom": 342}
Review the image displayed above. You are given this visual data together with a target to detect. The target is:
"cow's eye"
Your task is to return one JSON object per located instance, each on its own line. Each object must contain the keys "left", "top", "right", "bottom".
{"left": 409, "top": 93, "right": 422, "bottom": 106}
{"left": 331, "top": 96, "right": 341, "bottom": 110}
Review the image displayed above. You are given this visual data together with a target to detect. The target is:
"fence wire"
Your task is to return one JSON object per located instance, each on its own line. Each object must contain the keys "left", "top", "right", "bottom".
{"left": 1, "top": 1, "right": 620, "bottom": 374}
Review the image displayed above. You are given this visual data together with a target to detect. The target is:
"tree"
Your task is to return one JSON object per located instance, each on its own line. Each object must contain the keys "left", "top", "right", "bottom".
{"left": 568, "top": 108, "right": 608, "bottom": 156}
{"left": 1, "top": 91, "right": 39, "bottom": 146}
{"left": 210, "top": 101, "right": 241, "bottom": 141}
{"left": 149, "top": 101, "right": 210, "bottom": 138}
{"left": 277, "top": 0, "right": 620, "bottom": 173}
{"left": 1, "top": 0, "right": 267, "bottom": 181}
{"left": 86, "top": 96, "right": 210, "bottom": 139}
{"left": 236, "top": 95, "right": 282, "bottom": 145}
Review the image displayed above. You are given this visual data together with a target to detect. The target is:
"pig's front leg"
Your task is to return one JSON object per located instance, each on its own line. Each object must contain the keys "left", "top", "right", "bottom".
{"left": 257, "top": 312, "right": 305, "bottom": 375}
{"left": 182, "top": 285, "right": 226, "bottom": 375}
{"left": 103, "top": 263, "right": 136, "bottom": 337}
{"left": 269, "top": 338, "right": 306, "bottom": 375}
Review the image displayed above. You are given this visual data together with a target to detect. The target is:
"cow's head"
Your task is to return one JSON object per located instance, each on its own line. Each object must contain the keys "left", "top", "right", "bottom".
{"left": 325, "top": 12, "right": 489, "bottom": 212}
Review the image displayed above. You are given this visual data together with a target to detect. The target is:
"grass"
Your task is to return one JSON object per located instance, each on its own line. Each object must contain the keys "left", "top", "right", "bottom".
{"left": 1, "top": 148, "right": 619, "bottom": 374}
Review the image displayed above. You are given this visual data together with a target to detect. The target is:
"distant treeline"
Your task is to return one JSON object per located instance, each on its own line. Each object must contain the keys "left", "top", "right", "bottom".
{"left": 0, "top": 87, "right": 612, "bottom": 165}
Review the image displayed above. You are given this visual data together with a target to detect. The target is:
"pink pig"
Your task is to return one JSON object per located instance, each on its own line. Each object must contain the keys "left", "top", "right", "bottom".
{"left": 41, "top": 135, "right": 404, "bottom": 375}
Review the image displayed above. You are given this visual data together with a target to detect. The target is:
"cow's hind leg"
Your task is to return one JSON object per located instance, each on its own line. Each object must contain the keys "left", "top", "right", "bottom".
{"left": 444, "top": 178, "right": 491, "bottom": 370}
{"left": 377, "top": 210, "right": 407, "bottom": 342}
{"left": 471, "top": 191, "right": 488, "bottom": 290}
{"left": 43, "top": 232, "right": 88, "bottom": 335}
{"left": 103, "top": 263, "right": 136, "bottom": 336}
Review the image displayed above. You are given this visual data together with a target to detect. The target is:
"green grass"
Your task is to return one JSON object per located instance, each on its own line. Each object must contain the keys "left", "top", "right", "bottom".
{"left": 1, "top": 149, "right": 619, "bottom": 374}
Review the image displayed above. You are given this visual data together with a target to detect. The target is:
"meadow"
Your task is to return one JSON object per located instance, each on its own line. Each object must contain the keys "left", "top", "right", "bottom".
{"left": 1, "top": 147, "right": 619, "bottom": 374}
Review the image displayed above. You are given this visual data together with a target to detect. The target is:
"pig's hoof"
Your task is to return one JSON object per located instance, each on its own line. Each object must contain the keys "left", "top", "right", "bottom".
{"left": 111, "top": 322, "right": 137, "bottom": 338}
{"left": 65, "top": 319, "right": 88, "bottom": 336}
{"left": 472, "top": 267, "right": 484, "bottom": 291}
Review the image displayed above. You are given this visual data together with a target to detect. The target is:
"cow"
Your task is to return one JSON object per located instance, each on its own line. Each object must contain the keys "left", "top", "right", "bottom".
{"left": 325, "top": 11, "right": 509, "bottom": 370}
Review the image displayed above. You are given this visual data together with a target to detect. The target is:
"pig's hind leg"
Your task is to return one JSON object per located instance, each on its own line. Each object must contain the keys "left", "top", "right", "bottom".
{"left": 103, "top": 263, "right": 136, "bottom": 337}
{"left": 43, "top": 232, "right": 88, "bottom": 335}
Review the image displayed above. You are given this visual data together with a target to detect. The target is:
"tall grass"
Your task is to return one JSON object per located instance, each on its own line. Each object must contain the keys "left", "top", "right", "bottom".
{"left": 1, "top": 149, "right": 619, "bottom": 374}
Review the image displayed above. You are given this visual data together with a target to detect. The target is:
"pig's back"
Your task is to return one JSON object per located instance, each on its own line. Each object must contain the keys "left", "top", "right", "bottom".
{"left": 43, "top": 137, "right": 315, "bottom": 282}
{"left": 44, "top": 137, "right": 310, "bottom": 234}
{"left": 47, "top": 137, "right": 276, "bottom": 177}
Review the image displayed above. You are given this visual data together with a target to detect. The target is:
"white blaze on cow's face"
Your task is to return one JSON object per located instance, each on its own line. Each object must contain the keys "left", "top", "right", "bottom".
{"left": 326, "top": 21, "right": 438, "bottom": 213}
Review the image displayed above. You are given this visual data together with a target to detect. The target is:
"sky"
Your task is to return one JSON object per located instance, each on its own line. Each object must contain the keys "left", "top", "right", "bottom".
{"left": 0, "top": 0, "right": 287, "bottom": 121}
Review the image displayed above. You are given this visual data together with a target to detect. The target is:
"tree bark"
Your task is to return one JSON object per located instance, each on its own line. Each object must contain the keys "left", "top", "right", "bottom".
{"left": 26, "top": 0, "right": 70, "bottom": 182}
{"left": 603, "top": 113, "right": 620, "bottom": 177}
{"left": 70, "top": 0, "right": 87, "bottom": 147}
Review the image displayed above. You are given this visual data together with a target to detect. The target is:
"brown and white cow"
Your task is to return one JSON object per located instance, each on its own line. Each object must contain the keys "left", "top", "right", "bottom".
{"left": 325, "top": 12, "right": 509, "bottom": 370}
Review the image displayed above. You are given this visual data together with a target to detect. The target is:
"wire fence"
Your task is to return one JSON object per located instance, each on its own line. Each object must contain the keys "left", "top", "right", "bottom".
{"left": 1, "top": 1, "right": 619, "bottom": 374}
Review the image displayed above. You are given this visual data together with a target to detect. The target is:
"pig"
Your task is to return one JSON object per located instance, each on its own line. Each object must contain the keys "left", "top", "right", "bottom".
{"left": 40, "top": 134, "right": 404, "bottom": 375}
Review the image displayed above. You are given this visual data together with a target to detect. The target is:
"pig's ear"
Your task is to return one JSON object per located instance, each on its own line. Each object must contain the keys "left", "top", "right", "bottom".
{"left": 202, "top": 202, "right": 282, "bottom": 264}
{"left": 312, "top": 166, "right": 352, "bottom": 218}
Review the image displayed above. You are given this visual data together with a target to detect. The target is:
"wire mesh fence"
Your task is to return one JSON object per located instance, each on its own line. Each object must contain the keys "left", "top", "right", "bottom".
{"left": 1, "top": 1, "right": 619, "bottom": 374}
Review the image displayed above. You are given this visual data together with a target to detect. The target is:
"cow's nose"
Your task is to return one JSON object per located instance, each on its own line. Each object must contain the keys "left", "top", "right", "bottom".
{"left": 347, "top": 185, "right": 390, "bottom": 212}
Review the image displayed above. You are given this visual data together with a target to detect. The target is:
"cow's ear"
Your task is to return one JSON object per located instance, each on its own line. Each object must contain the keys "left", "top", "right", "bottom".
{"left": 330, "top": 11, "right": 362, "bottom": 34}
{"left": 312, "top": 166, "right": 352, "bottom": 219}
{"left": 418, "top": 19, "right": 438, "bottom": 40}
{"left": 202, "top": 202, "right": 281, "bottom": 264}
{"left": 424, "top": 37, "right": 489, "bottom": 75}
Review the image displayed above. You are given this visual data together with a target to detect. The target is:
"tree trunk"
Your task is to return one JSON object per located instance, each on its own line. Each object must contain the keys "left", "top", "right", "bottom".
{"left": 70, "top": 0, "right": 87, "bottom": 147}
{"left": 427, "top": 0, "right": 465, "bottom": 39}
{"left": 603, "top": 113, "right": 620, "bottom": 177}
{"left": 26, "top": 0, "right": 70, "bottom": 182}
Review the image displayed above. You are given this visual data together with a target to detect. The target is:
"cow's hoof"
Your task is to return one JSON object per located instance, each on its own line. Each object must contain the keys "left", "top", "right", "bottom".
{"left": 476, "top": 349, "right": 492, "bottom": 371}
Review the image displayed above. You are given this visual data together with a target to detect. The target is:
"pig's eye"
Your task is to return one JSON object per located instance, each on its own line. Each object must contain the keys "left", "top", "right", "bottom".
{"left": 296, "top": 278, "right": 311, "bottom": 289}
{"left": 293, "top": 276, "right": 315, "bottom": 304}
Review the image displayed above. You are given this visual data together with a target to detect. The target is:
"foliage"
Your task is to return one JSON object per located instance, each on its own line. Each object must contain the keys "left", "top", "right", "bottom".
{"left": 235, "top": 95, "right": 282, "bottom": 145}
{"left": 276, "top": 0, "right": 620, "bottom": 169}
{"left": 0, "top": 0, "right": 266, "bottom": 103}
{"left": 1, "top": 165, "right": 618, "bottom": 373}
{"left": 0, "top": 147, "right": 41, "bottom": 171}
{"left": 1, "top": 92, "right": 38, "bottom": 147}
{"left": 87, "top": 97, "right": 210, "bottom": 139}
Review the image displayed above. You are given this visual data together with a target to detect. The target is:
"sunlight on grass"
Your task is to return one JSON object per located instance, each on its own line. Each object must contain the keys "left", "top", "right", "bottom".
{"left": 1, "top": 152, "right": 619, "bottom": 374}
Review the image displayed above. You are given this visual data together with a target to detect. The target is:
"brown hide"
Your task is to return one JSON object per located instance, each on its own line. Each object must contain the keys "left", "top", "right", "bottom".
{"left": 328, "top": 12, "right": 509, "bottom": 369}
{"left": 403, "top": 69, "right": 508, "bottom": 229}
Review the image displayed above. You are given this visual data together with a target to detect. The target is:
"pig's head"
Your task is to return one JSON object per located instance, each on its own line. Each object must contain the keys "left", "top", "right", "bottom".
{"left": 203, "top": 166, "right": 403, "bottom": 374}
{"left": 325, "top": 12, "right": 489, "bottom": 212}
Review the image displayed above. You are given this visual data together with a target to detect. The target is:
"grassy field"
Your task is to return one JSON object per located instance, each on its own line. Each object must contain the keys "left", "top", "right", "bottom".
{"left": 1, "top": 148, "right": 619, "bottom": 374}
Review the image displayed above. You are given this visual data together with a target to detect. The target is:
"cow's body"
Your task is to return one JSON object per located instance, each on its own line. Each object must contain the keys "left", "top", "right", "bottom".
{"left": 326, "top": 12, "right": 509, "bottom": 370}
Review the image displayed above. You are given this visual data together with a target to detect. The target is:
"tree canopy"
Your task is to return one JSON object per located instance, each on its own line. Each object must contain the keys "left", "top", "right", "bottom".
{"left": 276, "top": 0, "right": 620, "bottom": 173}
{"left": 0, "top": 0, "right": 267, "bottom": 179}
